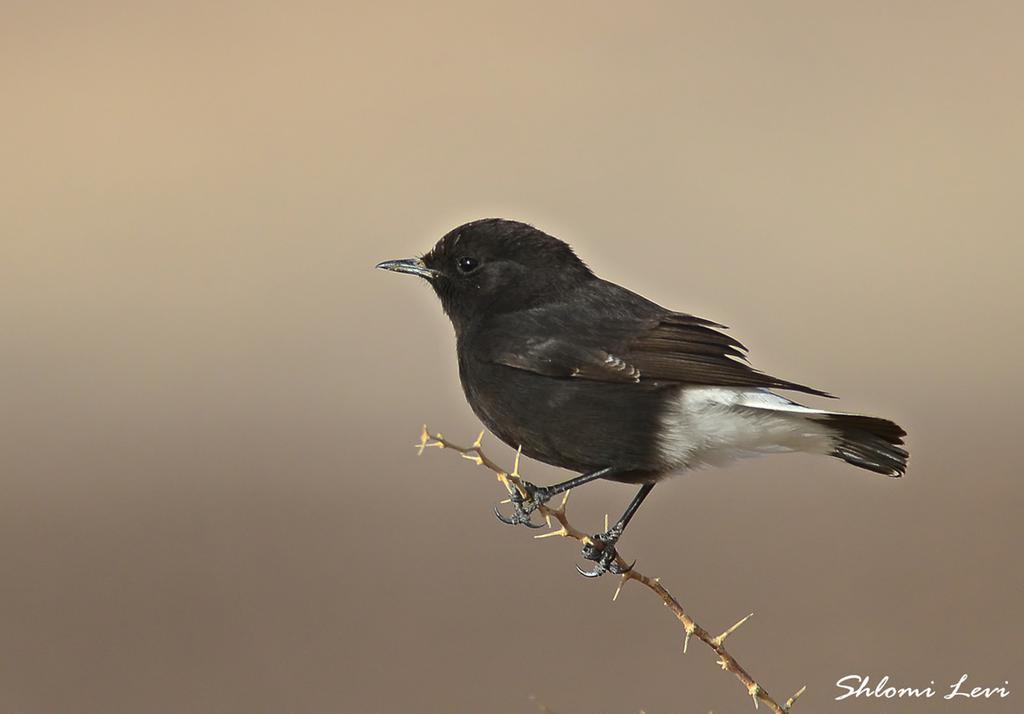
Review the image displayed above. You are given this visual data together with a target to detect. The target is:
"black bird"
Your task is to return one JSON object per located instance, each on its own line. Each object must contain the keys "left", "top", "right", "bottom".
{"left": 377, "top": 219, "right": 908, "bottom": 576}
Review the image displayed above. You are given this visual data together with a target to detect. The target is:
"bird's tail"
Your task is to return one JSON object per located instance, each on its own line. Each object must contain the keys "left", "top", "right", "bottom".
{"left": 720, "top": 389, "right": 909, "bottom": 477}
{"left": 810, "top": 412, "right": 908, "bottom": 477}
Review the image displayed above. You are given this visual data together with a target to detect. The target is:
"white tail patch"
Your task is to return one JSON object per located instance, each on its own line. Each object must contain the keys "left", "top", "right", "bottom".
{"left": 658, "top": 387, "right": 838, "bottom": 470}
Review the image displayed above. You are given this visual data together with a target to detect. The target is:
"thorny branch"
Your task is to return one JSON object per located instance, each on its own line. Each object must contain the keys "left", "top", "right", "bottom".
{"left": 415, "top": 425, "right": 807, "bottom": 714}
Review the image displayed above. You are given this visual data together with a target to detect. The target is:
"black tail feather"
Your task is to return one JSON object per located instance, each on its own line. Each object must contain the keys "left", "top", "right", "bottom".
{"left": 816, "top": 413, "right": 909, "bottom": 477}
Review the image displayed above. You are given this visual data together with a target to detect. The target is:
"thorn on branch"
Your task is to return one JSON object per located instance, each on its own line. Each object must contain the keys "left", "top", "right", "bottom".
{"left": 415, "top": 425, "right": 444, "bottom": 455}
{"left": 713, "top": 612, "right": 754, "bottom": 647}
{"left": 748, "top": 682, "right": 762, "bottom": 709}
{"left": 534, "top": 527, "right": 568, "bottom": 540}
{"left": 612, "top": 572, "right": 633, "bottom": 602}
{"left": 460, "top": 452, "right": 484, "bottom": 465}
{"left": 784, "top": 685, "right": 807, "bottom": 711}
{"left": 683, "top": 621, "right": 696, "bottom": 653}
{"left": 415, "top": 425, "right": 430, "bottom": 455}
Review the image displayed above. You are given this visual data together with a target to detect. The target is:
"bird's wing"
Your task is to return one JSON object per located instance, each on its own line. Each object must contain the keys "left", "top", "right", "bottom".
{"left": 484, "top": 310, "right": 831, "bottom": 397}
{"left": 623, "top": 312, "right": 833, "bottom": 396}
{"left": 489, "top": 337, "right": 642, "bottom": 383}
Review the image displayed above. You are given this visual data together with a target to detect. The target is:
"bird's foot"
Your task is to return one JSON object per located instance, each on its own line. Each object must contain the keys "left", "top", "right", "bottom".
{"left": 576, "top": 527, "right": 634, "bottom": 578}
{"left": 493, "top": 481, "right": 550, "bottom": 529}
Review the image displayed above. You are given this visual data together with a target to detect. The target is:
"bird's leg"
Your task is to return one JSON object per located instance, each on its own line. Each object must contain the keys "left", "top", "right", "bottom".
{"left": 577, "top": 483, "right": 655, "bottom": 578}
{"left": 494, "top": 466, "right": 619, "bottom": 529}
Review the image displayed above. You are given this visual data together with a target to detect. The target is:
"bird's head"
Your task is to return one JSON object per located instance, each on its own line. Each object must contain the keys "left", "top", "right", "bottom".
{"left": 376, "top": 219, "right": 593, "bottom": 327}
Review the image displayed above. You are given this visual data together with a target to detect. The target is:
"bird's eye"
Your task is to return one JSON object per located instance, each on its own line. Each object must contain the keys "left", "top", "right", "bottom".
{"left": 456, "top": 256, "right": 480, "bottom": 274}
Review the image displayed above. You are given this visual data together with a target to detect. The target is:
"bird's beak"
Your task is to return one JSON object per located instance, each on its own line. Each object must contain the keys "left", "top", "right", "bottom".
{"left": 374, "top": 257, "right": 439, "bottom": 280}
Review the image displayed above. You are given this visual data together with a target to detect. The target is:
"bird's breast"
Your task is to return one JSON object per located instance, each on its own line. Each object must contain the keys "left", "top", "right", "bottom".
{"left": 456, "top": 351, "right": 670, "bottom": 475}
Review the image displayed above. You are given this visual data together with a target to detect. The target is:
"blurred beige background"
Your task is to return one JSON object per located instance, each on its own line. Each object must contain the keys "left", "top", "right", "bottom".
{"left": 2, "top": 2, "right": 1022, "bottom": 712}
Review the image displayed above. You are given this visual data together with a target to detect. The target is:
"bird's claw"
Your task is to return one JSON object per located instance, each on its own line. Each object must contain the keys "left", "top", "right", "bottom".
{"left": 493, "top": 503, "right": 544, "bottom": 528}
{"left": 493, "top": 482, "right": 549, "bottom": 528}
{"left": 576, "top": 528, "right": 633, "bottom": 578}
{"left": 489, "top": 481, "right": 548, "bottom": 524}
